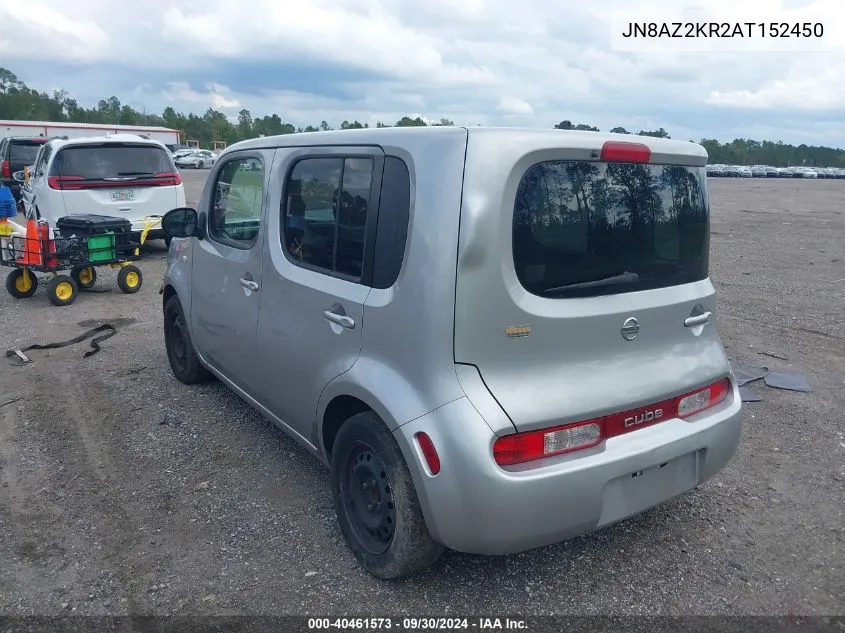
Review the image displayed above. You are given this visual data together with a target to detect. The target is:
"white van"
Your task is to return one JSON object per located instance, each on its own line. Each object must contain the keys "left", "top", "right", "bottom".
{"left": 21, "top": 133, "right": 186, "bottom": 241}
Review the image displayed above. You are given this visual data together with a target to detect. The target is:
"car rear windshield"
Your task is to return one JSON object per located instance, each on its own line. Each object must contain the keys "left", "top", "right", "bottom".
{"left": 9, "top": 141, "right": 44, "bottom": 164}
{"left": 51, "top": 143, "right": 173, "bottom": 180}
{"left": 513, "top": 160, "right": 709, "bottom": 298}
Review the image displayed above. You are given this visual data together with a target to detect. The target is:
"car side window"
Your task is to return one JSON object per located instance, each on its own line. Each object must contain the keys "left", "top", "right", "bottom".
{"left": 208, "top": 157, "right": 263, "bottom": 249}
{"left": 35, "top": 145, "right": 52, "bottom": 178}
{"left": 282, "top": 157, "right": 373, "bottom": 279}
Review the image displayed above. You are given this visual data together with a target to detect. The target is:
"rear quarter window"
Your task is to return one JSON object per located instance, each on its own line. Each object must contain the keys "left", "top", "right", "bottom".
{"left": 513, "top": 160, "right": 709, "bottom": 298}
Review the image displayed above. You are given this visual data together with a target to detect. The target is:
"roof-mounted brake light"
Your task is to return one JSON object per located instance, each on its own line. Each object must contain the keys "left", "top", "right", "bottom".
{"left": 600, "top": 141, "right": 651, "bottom": 163}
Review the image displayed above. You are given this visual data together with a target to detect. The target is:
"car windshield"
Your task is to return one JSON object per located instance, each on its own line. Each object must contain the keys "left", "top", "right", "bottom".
{"left": 513, "top": 160, "right": 710, "bottom": 298}
{"left": 52, "top": 143, "right": 173, "bottom": 179}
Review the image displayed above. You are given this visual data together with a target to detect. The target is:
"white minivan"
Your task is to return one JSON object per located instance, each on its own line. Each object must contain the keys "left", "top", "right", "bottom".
{"left": 20, "top": 133, "right": 186, "bottom": 242}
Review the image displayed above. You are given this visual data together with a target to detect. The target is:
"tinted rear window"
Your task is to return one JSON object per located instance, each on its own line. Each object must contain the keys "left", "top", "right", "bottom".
{"left": 52, "top": 143, "right": 172, "bottom": 179}
{"left": 513, "top": 161, "right": 709, "bottom": 298}
{"left": 9, "top": 141, "right": 44, "bottom": 164}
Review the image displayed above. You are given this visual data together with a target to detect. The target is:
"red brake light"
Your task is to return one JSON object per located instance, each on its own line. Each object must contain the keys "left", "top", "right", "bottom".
{"left": 415, "top": 432, "right": 441, "bottom": 475}
{"left": 677, "top": 379, "right": 730, "bottom": 419}
{"left": 493, "top": 418, "right": 602, "bottom": 466}
{"left": 600, "top": 141, "right": 651, "bottom": 163}
{"left": 492, "top": 378, "right": 732, "bottom": 467}
{"left": 152, "top": 171, "right": 182, "bottom": 186}
{"left": 48, "top": 175, "right": 84, "bottom": 190}
{"left": 1, "top": 160, "right": 9, "bottom": 178}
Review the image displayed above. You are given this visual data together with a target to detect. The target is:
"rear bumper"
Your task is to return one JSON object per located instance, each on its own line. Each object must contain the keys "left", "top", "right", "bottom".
{"left": 394, "top": 386, "right": 742, "bottom": 555}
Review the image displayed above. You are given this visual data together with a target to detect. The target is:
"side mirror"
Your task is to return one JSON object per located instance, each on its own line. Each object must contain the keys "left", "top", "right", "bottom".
{"left": 12, "top": 171, "right": 25, "bottom": 183}
{"left": 162, "top": 207, "right": 201, "bottom": 239}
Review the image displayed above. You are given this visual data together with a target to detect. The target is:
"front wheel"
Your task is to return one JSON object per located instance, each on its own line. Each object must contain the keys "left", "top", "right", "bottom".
{"left": 330, "top": 411, "right": 443, "bottom": 579}
{"left": 163, "top": 295, "right": 212, "bottom": 384}
{"left": 117, "top": 265, "right": 142, "bottom": 294}
{"left": 46, "top": 275, "right": 78, "bottom": 306}
{"left": 6, "top": 268, "right": 38, "bottom": 299}
{"left": 198, "top": 161, "right": 204, "bottom": 169}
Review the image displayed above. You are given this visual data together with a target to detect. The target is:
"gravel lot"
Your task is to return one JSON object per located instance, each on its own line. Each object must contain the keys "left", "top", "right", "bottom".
{"left": 0, "top": 170, "right": 843, "bottom": 617}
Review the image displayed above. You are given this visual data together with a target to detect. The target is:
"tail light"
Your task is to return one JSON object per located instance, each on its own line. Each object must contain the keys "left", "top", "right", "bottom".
{"left": 600, "top": 141, "right": 651, "bottom": 163}
{"left": 48, "top": 175, "right": 84, "bottom": 190}
{"left": 1, "top": 160, "right": 10, "bottom": 179}
{"left": 152, "top": 171, "right": 182, "bottom": 186}
{"left": 47, "top": 172, "right": 182, "bottom": 190}
{"left": 493, "top": 378, "right": 732, "bottom": 467}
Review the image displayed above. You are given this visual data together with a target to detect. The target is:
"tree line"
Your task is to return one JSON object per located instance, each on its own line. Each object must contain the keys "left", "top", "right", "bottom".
{"left": 1, "top": 67, "right": 842, "bottom": 167}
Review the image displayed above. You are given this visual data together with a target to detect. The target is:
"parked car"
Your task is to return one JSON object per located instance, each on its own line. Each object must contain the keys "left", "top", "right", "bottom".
{"left": 159, "top": 127, "right": 743, "bottom": 579}
{"left": 706, "top": 164, "right": 725, "bottom": 177}
{"left": 765, "top": 166, "right": 779, "bottom": 178}
{"left": 175, "top": 150, "right": 217, "bottom": 169}
{"left": 750, "top": 165, "right": 767, "bottom": 177}
{"left": 0, "top": 136, "right": 49, "bottom": 206}
{"left": 737, "top": 166, "right": 753, "bottom": 178}
{"left": 777, "top": 167, "right": 791, "bottom": 178}
{"left": 723, "top": 165, "right": 740, "bottom": 177}
{"left": 17, "top": 133, "right": 185, "bottom": 243}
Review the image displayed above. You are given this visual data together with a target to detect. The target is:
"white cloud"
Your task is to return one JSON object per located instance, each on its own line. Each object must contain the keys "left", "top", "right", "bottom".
{"left": 0, "top": 0, "right": 843, "bottom": 145}
{"left": 162, "top": 82, "right": 241, "bottom": 110}
{"left": 498, "top": 96, "right": 533, "bottom": 115}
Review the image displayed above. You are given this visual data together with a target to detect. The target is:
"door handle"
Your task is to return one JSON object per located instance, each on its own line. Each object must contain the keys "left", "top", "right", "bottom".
{"left": 684, "top": 311, "right": 712, "bottom": 328}
{"left": 323, "top": 310, "right": 355, "bottom": 329}
{"left": 239, "top": 278, "right": 259, "bottom": 291}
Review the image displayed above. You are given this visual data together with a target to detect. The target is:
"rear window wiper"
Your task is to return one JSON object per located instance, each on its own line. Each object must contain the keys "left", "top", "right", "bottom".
{"left": 115, "top": 171, "right": 156, "bottom": 178}
{"left": 542, "top": 271, "right": 640, "bottom": 294}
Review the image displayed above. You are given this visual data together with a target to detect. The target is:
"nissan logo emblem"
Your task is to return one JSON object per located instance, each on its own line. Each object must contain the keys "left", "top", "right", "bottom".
{"left": 621, "top": 317, "right": 640, "bottom": 341}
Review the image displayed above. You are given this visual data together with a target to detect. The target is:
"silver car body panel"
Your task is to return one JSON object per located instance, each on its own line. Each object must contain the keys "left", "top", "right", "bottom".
{"left": 162, "top": 126, "right": 742, "bottom": 555}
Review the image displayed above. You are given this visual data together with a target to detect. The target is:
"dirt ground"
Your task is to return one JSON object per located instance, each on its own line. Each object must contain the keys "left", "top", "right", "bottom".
{"left": 0, "top": 172, "right": 843, "bottom": 617}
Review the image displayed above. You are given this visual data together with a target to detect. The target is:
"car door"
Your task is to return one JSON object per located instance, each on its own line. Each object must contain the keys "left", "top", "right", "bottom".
{"left": 254, "top": 146, "right": 383, "bottom": 443}
{"left": 26, "top": 143, "right": 53, "bottom": 219}
{"left": 189, "top": 150, "right": 271, "bottom": 389}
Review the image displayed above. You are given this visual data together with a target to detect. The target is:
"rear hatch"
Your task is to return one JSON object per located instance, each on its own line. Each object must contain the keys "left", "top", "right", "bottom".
{"left": 48, "top": 142, "right": 181, "bottom": 225}
{"left": 4, "top": 138, "right": 46, "bottom": 183}
{"left": 454, "top": 132, "right": 729, "bottom": 436}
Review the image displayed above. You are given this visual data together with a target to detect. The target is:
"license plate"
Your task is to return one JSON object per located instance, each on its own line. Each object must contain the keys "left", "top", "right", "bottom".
{"left": 111, "top": 190, "right": 135, "bottom": 202}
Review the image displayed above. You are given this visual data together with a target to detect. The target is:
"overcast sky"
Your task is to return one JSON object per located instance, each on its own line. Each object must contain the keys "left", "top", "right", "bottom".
{"left": 1, "top": 0, "right": 843, "bottom": 147}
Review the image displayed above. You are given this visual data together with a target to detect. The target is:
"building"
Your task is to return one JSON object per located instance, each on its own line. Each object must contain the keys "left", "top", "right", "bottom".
{"left": 0, "top": 120, "right": 181, "bottom": 146}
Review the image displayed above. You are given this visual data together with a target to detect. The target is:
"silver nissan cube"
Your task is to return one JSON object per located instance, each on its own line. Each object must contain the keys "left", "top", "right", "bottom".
{"left": 160, "top": 126, "right": 743, "bottom": 579}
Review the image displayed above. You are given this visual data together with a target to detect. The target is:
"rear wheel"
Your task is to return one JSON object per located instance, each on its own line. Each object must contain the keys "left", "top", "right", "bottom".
{"left": 330, "top": 411, "right": 443, "bottom": 579}
{"left": 163, "top": 295, "right": 212, "bottom": 384}
{"left": 46, "top": 275, "right": 78, "bottom": 306}
{"left": 198, "top": 161, "right": 205, "bottom": 169}
{"left": 71, "top": 266, "right": 97, "bottom": 290}
{"left": 6, "top": 268, "right": 38, "bottom": 299}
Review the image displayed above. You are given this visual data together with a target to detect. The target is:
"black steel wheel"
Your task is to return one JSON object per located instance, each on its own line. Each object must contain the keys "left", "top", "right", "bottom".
{"left": 330, "top": 411, "right": 443, "bottom": 579}
{"left": 344, "top": 441, "right": 398, "bottom": 554}
{"left": 163, "top": 295, "right": 211, "bottom": 384}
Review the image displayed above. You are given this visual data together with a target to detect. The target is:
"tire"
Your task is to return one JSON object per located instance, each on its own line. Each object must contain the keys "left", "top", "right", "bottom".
{"left": 71, "top": 266, "right": 97, "bottom": 290}
{"left": 330, "top": 411, "right": 443, "bottom": 579}
{"left": 163, "top": 295, "right": 212, "bottom": 384}
{"left": 6, "top": 268, "right": 38, "bottom": 299}
{"left": 116, "top": 265, "right": 142, "bottom": 294}
{"left": 164, "top": 235, "right": 172, "bottom": 248}
{"left": 198, "top": 161, "right": 204, "bottom": 169}
{"left": 46, "top": 275, "right": 78, "bottom": 306}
